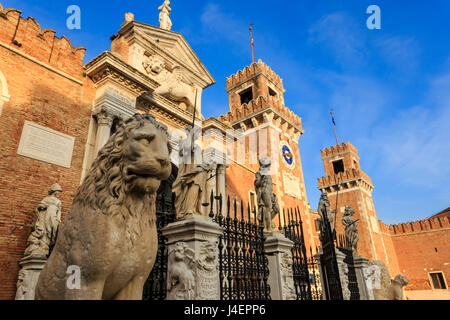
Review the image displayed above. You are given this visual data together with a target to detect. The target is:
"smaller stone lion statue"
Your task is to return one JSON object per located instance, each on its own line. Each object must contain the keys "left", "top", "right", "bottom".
{"left": 35, "top": 114, "right": 172, "bottom": 300}
{"left": 387, "top": 274, "right": 409, "bottom": 300}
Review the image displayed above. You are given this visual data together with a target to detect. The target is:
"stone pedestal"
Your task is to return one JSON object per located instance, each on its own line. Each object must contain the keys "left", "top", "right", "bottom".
{"left": 335, "top": 249, "right": 351, "bottom": 300}
{"left": 264, "top": 233, "right": 296, "bottom": 300}
{"left": 15, "top": 256, "right": 47, "bottom": 300}
{"left": 162, "top": 217, "right": 223, "bottom": 300}
{"left": 335, "top": 249, "right": 372, "bottom": 301}
{"left": 353, "top": 254, "right": 372, "bottom": 300}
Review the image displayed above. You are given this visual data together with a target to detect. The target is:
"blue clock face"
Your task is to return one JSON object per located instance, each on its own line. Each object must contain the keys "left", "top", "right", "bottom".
{"left": 282, "top": 145, "right": 293, "bottom": 165}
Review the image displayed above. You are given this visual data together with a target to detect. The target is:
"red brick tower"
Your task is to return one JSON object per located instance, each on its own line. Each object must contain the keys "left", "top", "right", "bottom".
{"left": 317, "top": 142, "right": 400, "bottom": 274}
{"left": 219, "top": 60, "right": 320, "bottom": 251}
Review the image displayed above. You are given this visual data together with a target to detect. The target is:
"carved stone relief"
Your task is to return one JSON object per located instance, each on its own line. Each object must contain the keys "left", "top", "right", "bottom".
{"left": 280, "top": 251, "right": 296, "bottom": 300}
{"left": 167, "top": 242, "right": 196, "bottom": 300}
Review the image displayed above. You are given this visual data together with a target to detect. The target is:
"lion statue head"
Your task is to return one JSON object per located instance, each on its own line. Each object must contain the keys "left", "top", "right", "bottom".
{"left": 393, "top": 274, "right": 409, "bottom": 286}
{"left": 75, "top": 113, "right": 172, "bottom": 219}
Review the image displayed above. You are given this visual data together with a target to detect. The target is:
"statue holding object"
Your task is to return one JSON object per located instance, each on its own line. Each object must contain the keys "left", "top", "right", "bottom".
{"left": 255, "top": 158, "right": 275, "bottom": 232}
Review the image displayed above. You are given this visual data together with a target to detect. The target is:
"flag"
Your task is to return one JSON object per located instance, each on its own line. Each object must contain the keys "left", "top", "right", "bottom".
{"left": 330, "top": 110, "right": 336, "bottom": 126}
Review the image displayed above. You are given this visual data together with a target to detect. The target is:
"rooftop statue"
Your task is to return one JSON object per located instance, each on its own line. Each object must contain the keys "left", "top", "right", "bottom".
{"left": 158, "top": 0, "right": 172, "bottom": 31}
{"left": 143, "top": 55, "right": 202, "bottom": 119}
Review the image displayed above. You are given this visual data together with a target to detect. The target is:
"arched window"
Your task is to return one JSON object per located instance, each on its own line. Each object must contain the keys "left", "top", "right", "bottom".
{"left": 0, "top": 70, "right": 10, "bottom": 116}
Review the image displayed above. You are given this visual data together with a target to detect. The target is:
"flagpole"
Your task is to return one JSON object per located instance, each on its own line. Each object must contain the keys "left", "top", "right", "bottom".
{"left": 249, "top": 24, "right": 255, "bottom": 64}
{"left": 330, "top": 109, "right": 339, "bottom": 145}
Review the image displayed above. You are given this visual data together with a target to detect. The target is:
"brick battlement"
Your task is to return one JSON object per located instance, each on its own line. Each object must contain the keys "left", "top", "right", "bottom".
{"left": 389, "top": 215, "right": 450, "bottom": 235}
{"left": 226, "top": 59, "right": 284, "bottom": 90}
{"left": 321, "top": 142, "right": 359, "bottom": 158}
{"left": 218, "top": 94, "right": 301, "bottom": 127}
{"left": 317, "top": 168, "right": 373, "bottom": 188}
{"left": 0, "top": 5, "right": 86, "bottom": 78}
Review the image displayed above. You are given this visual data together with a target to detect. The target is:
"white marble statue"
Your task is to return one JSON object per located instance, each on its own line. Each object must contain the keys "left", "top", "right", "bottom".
{"left": 143, "top": 55, "right": 202, "bottom": 118}
{"left": 159, "top": 0, "right": 172, "bottom": 31}
{"left": 23, "top": 183, "right": 63, "bottom": 258}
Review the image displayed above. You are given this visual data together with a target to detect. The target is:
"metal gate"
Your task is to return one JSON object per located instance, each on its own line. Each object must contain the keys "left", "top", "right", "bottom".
{"left": 283, "top": 208, "right": 323, "bottom": 300}
{"left": 319, "top": 213, "right": 344, "bottom": 300}
{"left": 142, "top": 175, "right": 176, "bottom": 301}
{"left": 336, "top": 236, "right": 360, "bottom": 300}
{"left": 282, "top": 208, "right": 312, "bottom": 300}
{"left": 214, "top": 196, "right": 271, "bottom": 300}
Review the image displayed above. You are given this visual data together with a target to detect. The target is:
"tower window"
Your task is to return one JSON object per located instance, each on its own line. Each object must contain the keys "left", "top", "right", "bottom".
{"left": 269, "top": 87, "right": 277, "bottom": 97}
{"left": 239, "top": 87, "right": 253, "bottom": 105}
{"left": 332, "top": 160, "right": 345, "bottom": 175}
{"left": 429, "top": 272, "right": 447, "bottom": 290}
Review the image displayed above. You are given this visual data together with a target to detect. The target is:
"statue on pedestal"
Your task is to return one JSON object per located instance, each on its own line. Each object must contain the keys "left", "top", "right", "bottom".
{"left": 255, "top": 158, "right": 274, "bottom": 232}
{"left": 173, "top": 125, "right": 216, "bottom": 220}
{"left": 342, "top": 206, "right": 359, "bottom": 253}
{"left": 15, "top": 184, "right": 63, "bottom": 300}
{"left": 317, "top": 192, "right": 334, "bottom": 240}
{"left": 387, "top": 274, "right": 409, "bottom": 300}
{"left": 158, "top": 0, "right": 172, "bottom": 31}
{"left": 143, "top": 55, "right": 201, "bottom": 118}
{"left": 23, "top": 183, "right": 63, "bottom": 259}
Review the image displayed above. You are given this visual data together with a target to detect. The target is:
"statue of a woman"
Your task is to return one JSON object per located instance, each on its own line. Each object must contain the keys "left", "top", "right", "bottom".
{"left": 159, "top": 0, "right": 172, "bottom": 31}
{"left": 23, "top": 184, "right": 63, "bottom": 258}
{"left": 173, "top": 126, "right": 215, "bottom": 220}
{"left": 342, "top": 206, "right": 359, "bottom": 253}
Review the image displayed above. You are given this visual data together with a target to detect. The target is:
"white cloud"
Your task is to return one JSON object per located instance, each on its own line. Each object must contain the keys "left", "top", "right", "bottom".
{"left": 307, "top": 11, "right": 367, "bottom": 67}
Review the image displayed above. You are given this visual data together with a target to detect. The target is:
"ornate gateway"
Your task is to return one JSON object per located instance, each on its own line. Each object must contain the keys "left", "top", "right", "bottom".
{"left": 215, "top": 197, "right": 271, "bottom": 300}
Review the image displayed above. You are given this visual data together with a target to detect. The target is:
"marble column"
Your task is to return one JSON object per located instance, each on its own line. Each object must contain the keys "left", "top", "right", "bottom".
{"left": 264, "top": 233, "right": 296, "bottom": 300}
{"left": 15, "top": 256, "right": 47, "bottom": 300}
{"left": 162, "top": 217, "right": 223, "bottom": 300}
{"left": 93, "top": 110, "right": 114, "bottom": 157}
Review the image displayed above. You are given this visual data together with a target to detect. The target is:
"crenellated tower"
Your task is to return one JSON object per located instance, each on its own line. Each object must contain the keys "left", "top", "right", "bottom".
{"left": 317, "top": 142, "right": 400, "bottom": 274}
{"left": 219, "top": 59, "right": 320, "bottom": 251}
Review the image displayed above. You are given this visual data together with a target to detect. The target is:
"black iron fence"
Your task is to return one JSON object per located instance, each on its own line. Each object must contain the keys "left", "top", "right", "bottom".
{"left": 212, "top": 195, "right": 271, "bottom": 300}
{"left": 319, "top": 213, "right": 344, "bottom": 300}
{"left": 336, "top": 235, "right": 360, "bottom": 300}
{"left": 142, "top": 180, "right": 176, "bottom": 301}
{"left": 282, "top": 208, "right": 323, "bottom": 300}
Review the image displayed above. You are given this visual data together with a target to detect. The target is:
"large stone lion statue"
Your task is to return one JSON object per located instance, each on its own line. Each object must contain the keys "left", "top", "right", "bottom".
{"left": 387, "top": 274, "right": 409, "bottom": 300}
{"left": 35, "top": 114, "right": 172, "bottom": 300}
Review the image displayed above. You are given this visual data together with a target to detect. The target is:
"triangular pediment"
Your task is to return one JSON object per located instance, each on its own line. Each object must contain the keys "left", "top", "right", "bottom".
{"left": 119, "top": 22, "right": 215, "bottom": 89}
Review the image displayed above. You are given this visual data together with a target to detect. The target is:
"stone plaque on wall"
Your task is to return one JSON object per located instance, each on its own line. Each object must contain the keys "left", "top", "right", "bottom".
{"left": 283, "top": 172, "right": 302, "bottom": 199}
{"left": 17, "top": 121, "right": 75, "bottom": 168}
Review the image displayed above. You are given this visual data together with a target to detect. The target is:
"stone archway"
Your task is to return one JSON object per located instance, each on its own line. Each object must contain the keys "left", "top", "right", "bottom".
{"left": 0, "top": 70, "right": 10, "bottom": 116}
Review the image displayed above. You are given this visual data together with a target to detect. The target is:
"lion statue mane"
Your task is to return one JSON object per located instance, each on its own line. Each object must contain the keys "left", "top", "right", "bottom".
{"left": 35, "top": 113, "right": 172, "bottom": 300}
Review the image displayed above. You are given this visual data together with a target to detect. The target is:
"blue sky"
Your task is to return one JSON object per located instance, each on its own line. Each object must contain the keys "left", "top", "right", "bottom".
{"left": 4, "top": 0, "right": 450, "bottom": 224}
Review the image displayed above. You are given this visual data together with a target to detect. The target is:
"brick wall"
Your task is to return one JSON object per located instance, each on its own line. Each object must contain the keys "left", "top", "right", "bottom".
{"left": 389, "top": 216, "right": 450, "bottom": 291}
{"left": 0, "top": 7, "right": 95, "bottom": 299}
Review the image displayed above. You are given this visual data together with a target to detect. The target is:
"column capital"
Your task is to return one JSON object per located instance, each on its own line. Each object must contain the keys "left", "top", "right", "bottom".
{"left": 93, "top": 109, "right": 115, "bottom": 127}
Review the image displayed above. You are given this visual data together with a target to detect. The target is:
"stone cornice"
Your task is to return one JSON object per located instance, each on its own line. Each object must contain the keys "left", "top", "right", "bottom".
{"left": 136, "top": 94, "right": 193, "bottom": 129}
{"left": 84, "top": 51, "right": 159, "bottom": 96}
{"left": 229, "top": 106, "right": 304, "bottom": 138}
